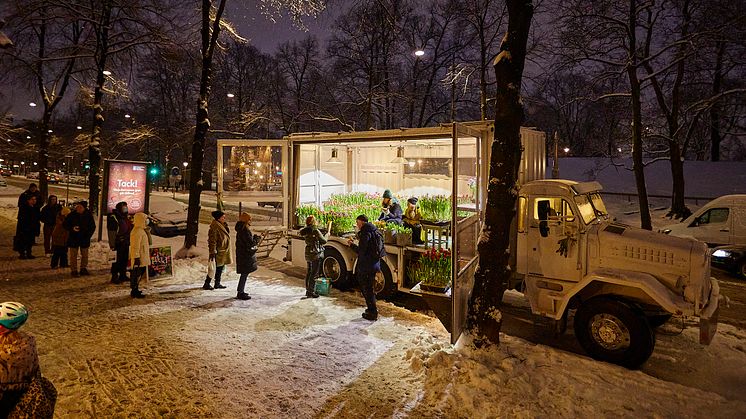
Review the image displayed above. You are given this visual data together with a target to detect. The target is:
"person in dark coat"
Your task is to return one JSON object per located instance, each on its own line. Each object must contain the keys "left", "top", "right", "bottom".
{"left": 17, "top": 184, "right": 42, "bottom": 211}
{"left": 63, "top": 201, "right": 96, "bottom": 277}
{"left": 50, "top": 207, "right": 70, "bottom": 269}
{"left": 234, "top": 213, "right": 261, "bottom": 300}
{"left": 15, "top": 196, "right": 40, "bottom": 259}
{"left": 39, "top": 195, "right": 61, "bottom": 255}
{"left": 299, "top": 215, "right": 328, "bottom": 298}
{"left": 377, "top": 189, "right": 403, "bottom": 225}
{"left": 106, "top": 201, "right": 133, "bottom": 284}
{"left": 348, "top": 215, "right": 381, "bottom": 321}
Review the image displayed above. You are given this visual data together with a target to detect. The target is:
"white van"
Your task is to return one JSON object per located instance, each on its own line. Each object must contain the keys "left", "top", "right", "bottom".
{"left": 661, "top": 194, "right": 746, "bottom": 246}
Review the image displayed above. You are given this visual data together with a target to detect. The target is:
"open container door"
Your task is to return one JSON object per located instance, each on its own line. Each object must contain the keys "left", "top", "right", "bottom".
{"left": 451, "top": 123, "right": 482, "bottom": 344}
{"left": 216, "top": 139, "right": 290, "bottom": 229}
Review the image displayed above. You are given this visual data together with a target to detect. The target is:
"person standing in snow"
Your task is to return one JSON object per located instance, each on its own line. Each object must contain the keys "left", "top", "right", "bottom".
{"left": 128, "top": 212, "right": 152, "bottom": 299}
{"left": 39, "top": 195, "right": 61, "bottom": 255}
{"left": 348, "top": 215, "right": 382, "bottom": 321}
{"left": 107, "top": 201, "right": 133, "bottom": 284}
{"left": 17, "top": 183, "right": 43, "bottom": 211}
{"left": 300, "top": 215, "right": 328, "bottom": 299}
{"left": 15, "top": 195, "right": 40, "bottom": 259}
{"left": 0, "top": 302, "right": 57, "bottom": 418}
{"left": 64, "top": 201, "right": 96, "bottom": 277}
{"left": 205, "top": 210, "right": 231, "bottom": 290}
{"left": 50, "top": 207, "right": 71, "bottom": 269}
{"left": 378, "top": 189, "right": 403, "bottom": 225}
{"left": 234, "top": 212, "right": 261, "bottom": 300}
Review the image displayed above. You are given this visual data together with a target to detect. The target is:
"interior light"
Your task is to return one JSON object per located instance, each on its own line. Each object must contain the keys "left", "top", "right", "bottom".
{"left": 408, "top": 161, "right": 416, "bottom": 168}
{"left": 103, "top": 70, "right": 112, "bottom": 76}
{"left": 390, "top": 146, "right": 408, "bottom": 164}
{"left": 326, "top": 147, "right": 343, "bottom": 164}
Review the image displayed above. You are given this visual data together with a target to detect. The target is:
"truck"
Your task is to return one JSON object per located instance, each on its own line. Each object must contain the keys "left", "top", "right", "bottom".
{"left": 216, "top": 121, "right": 719, "bottom": 368}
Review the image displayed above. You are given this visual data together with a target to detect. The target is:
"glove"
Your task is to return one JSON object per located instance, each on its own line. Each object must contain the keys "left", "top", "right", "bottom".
{"left": 209, "top": 254, "right": 216, "bottom": 261}
{"left": 134, "top": 258, "right": 141, "bottom": 267}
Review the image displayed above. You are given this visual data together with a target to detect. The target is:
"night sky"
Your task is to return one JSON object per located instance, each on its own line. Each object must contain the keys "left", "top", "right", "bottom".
{"left": 3, "top": 2, "right": 339, "bottom": 122}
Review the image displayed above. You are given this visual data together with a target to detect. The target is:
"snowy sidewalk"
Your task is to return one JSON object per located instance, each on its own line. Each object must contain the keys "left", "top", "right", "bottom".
{"left": 1, "top": 209, "right": 746, "bottom": 417}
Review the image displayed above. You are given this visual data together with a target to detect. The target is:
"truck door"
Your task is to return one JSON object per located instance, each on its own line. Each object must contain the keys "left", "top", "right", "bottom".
{"left": 527, "top": 197, "right": 582, "bottom": 282}
{"left": 687, "top": 207, "right": 731, "bottom": 246}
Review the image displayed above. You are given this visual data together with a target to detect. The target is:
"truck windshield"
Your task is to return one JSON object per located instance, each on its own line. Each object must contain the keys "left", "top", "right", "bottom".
{"left": 575, "top": 193, "right": 609, "bottom": 224}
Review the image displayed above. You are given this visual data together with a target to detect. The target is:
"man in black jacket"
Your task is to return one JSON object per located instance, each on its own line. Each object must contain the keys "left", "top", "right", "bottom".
{"left": 107, "top": 202, "right": 133, "bottom": 284}
{"left": 15, "top": 195, "right": 40, "bottom": 259}
{"left": 348, "top": 215, "right": 382, "bottom": 321}
{"left": 17, "top": 184, "right": 43, "bottom": 211}
{"left": 64, "top": 201, "right": 96, "bottom": 277}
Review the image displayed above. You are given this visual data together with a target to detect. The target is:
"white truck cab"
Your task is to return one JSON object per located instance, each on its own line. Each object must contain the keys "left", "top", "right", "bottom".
{"left": 512, "top": 180, "right": 720, "bottom": 368}
{"left": 660, "top": 194, "right": 746, "bottom": 246}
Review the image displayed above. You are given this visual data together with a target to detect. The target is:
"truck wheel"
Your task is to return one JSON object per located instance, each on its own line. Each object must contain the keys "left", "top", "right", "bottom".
{"left": 373, "top": 261, "right": 396, "bottom": 298}
{"left": 647, "top": 314, "right": 672, "bottom": 328}
{"left": 323, "top": 248, "right": 351, "bottom": 290}
{"left": 574, "top": 298, "right": 655, "bottom": 369}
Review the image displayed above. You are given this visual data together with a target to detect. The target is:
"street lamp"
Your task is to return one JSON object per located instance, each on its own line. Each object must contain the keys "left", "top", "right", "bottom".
{"left": 182, "top": 162, "right": 188, "bottom": 168}
{"left": 103, "top": 70, "right": 112, "bottom": 76}
{"left": 29, "top": 102, "right": 37, "bottom": 107}
{"left": 414, "top": 49, "right": 425, "bottom": 57}
{"left": 226, "top": 93, "right": 235, "bottom": 98}
{"left": 26, "top": 135, "right": 31, "bottom": 139}
{"left": 563, "top": 147, "right": 570, "bottom": 154}
{"left": 48, "top": 129, "right": 53, "bottom": 133}
{"left": 124, "top": 114, "right": 131, "bottom": 119}
{"left": 77, "top": 126, "right": 82, "bottom": 130}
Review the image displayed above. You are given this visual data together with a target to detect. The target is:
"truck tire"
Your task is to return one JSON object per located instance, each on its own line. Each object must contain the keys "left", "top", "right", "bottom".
{"left": 573, "top": 297, "right": 655, "bottom": 369}
{"left": 373, "top": 261, "right": 396, "bottom": 298}
{"left": 647, "top": 314, "right": 672, "bottom": 328}
{"left": 323, "top": 247, "right": 351, "bottom": 290}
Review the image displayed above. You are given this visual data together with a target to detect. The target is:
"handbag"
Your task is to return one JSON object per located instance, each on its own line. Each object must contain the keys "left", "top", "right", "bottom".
{"left": 207, "top": 259, "right": 217, "bottom": 279}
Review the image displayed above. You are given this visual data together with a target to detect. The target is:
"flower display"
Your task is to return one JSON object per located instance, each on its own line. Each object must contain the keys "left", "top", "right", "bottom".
{"left": 407, "top": 247, "right": 452, "bottom": 290}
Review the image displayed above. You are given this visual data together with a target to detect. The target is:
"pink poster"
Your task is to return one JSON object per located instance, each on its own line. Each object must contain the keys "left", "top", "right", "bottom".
{"left": 106, "top": 162, "right": 148, "bottom": 213}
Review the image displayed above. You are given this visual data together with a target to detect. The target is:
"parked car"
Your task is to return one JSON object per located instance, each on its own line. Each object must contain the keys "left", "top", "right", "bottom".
{"left": 0, "top": 167, "right": 12, "bottom": 177}
{"left": 661, "top": 194, "right": 746, "bottom": 246}
{"left": 46, "top": 173, "right": 60, "bottom": 184}
{"left": 0, "top": 175, "right": 6, "bottom": 187}
{"left": 711, "top": 245, "right": 746, "bottom": 279}
{"left": 149, "top": 213, "right": 187, "bottom": 237}
{"left": 27, "top": 171, "right": 39, "bottom": 180}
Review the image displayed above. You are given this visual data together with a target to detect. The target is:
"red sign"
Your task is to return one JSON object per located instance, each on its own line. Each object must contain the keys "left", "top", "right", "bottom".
{"left": 106, "top": 162, "right": 148, "bottom": 213}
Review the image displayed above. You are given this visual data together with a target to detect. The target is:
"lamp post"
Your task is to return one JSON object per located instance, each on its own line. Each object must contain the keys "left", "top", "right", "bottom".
{"left": 182, "top": 161, "right": 188, "bottom": 192}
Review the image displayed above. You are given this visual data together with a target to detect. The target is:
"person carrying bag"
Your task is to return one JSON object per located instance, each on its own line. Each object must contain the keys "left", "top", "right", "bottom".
{"left": 128, "top": 213, "right": 152, "bottom": 299}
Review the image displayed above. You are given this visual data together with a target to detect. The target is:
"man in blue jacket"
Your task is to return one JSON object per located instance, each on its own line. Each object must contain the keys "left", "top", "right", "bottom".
{"left": 348, "top": 215, "right": 382, "bottom": 321}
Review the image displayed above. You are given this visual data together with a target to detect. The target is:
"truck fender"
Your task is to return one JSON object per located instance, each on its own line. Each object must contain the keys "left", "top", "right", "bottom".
{"left": 554, "top": 268, "right": 695, "bottom": 319}
{"left": 324, "top": 242, "right": 356, "bottom": 273}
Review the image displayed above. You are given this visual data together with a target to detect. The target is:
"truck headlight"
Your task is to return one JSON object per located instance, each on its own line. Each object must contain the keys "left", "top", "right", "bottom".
{"left": 712, "top": 249, "right": 730, "bottom": 258}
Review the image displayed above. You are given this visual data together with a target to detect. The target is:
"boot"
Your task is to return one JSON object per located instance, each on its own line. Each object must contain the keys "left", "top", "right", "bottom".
{"left": 80, "top": 268, "right": 90, "bottom": 276}
{"left": 236, "top": 292, "right": 251, "bottom": 300}
{"left": 305, "top": 291, "right": 319, "bottom": 299}
{"left": 202, "top": 278, "right": 214, "bottom": 290}
{"left": 214, "top": 281, "right": 227, "bottom": 289}
{"left": 131, "top": 289, "right": 145, "bottom": 299}
{"left": 111, "top": 272, "right": 123, "bottom": 284}
{"left": 362, "top": 310, "right": 378, "bottom": 321}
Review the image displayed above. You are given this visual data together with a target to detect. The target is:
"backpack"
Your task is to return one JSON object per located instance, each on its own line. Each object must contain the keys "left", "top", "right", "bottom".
{"left": 372, "top": 229, "right": 386, "bottom": 260}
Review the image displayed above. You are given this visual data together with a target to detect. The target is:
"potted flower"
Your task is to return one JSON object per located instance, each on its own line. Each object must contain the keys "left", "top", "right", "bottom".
{"left": 394, "top": 224, "right": 412, "bottom": 246}
{"left": 408, "top": 247, "right": 452, "bottom": 293}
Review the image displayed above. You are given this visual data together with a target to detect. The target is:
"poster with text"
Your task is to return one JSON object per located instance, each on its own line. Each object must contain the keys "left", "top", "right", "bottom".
{"left": 148, "top": 246, "right": 173, "bottom": 279}
{"left": 106, "top": 161, "right": 148, "bottom": 214}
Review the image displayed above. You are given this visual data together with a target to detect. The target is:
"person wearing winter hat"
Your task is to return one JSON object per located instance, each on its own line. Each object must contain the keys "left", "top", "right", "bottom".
{"left": 403, "top": 197, "right": 425, "bottom": 245}
{"left": 50, "top": 206, "right": 71, "bottom": 269}
{"left": 299, "top": 215, "right": 328, "bottom": 298}
{"left": 128, "top": 212, "right": 153, "bottom": 298}
{"left": 377, "top": 189, "right": 403, "bottom": 225}
{"left": 234, "top": 212, "right": 261, "bottom": 300}
{"left": 107, "top": 201, "right": 133, "bottom": 284}
{"left": 0, "top": 302, "right": 57, "bottom": 418}
{"left": 205, "top": 210, "right": 231, "bottom": 290}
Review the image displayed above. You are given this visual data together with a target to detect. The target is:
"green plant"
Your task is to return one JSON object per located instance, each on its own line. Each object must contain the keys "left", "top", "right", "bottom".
{"left": 390, "top": 224, "right": 412, "bottom": 235}
{"left": 408, "top": 247, "right": 452, "bottom": 289}
{"left": 296, "top": 204, "right": 321, "bottom": 225}
{"left": 419, "top": 195, "right": 451, "bottom": 222}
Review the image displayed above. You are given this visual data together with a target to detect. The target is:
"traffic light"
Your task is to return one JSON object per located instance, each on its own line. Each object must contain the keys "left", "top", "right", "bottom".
{"left": 81, "top": 159, "right": 90, "bottom": 174}
{"left": 149, "top": 166, "right": 160, "bottom": 178}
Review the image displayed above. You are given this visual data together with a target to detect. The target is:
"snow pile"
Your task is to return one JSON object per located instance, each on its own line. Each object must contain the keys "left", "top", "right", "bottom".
{"left": 404, "top": 331, "right": 746, "bottom": 418}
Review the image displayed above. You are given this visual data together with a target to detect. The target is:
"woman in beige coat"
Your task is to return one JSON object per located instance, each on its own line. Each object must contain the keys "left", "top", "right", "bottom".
{"left": 128, "top": 212, "right": 152, "bottom": 298}
{"left": 205, "top": 210, "right": 231, "bottom": 290}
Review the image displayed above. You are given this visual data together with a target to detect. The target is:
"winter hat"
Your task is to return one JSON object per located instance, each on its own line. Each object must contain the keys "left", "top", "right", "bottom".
{"left": 212, "top": 210, "right": 225, "bottom": 220}
{"left": 407, "top": 197, "right": 418, "bottom": 205}
{"left": 61, "top": 206, "right": 71, "bottom": 216}
{"left": 78, "top": 200, "right": 88, "bottom": 208}
{"left": 383, "top": 189, "right": 393, "bottom": 199}
{"left": 239, "top": 212, "right": 252, "bottom": 224}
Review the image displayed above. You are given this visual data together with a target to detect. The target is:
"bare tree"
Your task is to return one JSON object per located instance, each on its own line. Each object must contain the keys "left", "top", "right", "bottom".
{"left": 467, "top": 0, "right": 533, "bottom": 347}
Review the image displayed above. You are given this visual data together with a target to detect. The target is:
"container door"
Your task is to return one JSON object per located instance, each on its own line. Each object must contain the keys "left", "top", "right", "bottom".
{"left": 216, "top": 139, "right": 290, "bottom": 228}
{"left": 451, "top": 123, "right": 482, "bottom": 344}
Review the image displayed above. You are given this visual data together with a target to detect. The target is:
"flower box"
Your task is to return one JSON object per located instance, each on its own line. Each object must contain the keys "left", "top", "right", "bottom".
{"left": 396, "top": 231, "right": 412, "bottom": 246}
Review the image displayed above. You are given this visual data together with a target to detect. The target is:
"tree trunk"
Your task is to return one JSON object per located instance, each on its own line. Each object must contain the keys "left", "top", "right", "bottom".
{"left": 627, "top": 0, "right": 651, "bottom": 230}
{"left": 183, "top": 0, "right": 226, "bottom": 249}
{"left": 88, "top": 2, "right": 112, "bottom": 216}
{"left": 466, "top": 0, "right": 533, "bottom": 348}
{"left": 710, "top": 40, "right": 724, "bottom": 162}
{"left": 668, "top": 142, "right": 688, "bottom": 219}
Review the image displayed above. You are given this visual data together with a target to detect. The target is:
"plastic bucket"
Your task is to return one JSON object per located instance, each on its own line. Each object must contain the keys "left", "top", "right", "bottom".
{"left": 314, "top": 277, "right": 331, "bottom": 296}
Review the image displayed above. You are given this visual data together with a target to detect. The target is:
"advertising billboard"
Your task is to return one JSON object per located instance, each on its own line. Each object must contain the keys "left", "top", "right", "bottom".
{"left": 104, "top": 160, "right": 150, "bottom": 214}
